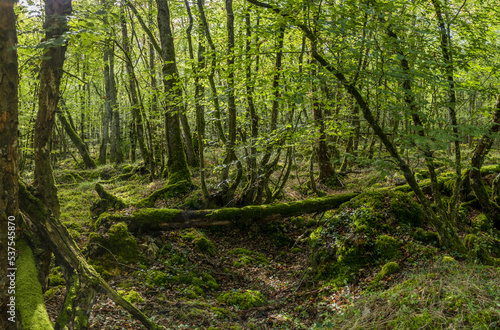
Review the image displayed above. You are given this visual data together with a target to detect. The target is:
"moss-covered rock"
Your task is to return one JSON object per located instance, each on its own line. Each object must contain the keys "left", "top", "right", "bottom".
{"left": 412, "top": 228, "right": 440, "bottom": 246}
{"left": 88, "top": 222, "right": 140, "bottom": 265}
{"left": 217, "top": 289, "right": 266, "bottom": 310}
{"left": 182, "top": 229, "right": 216, "bottom": 256}
{"left": 372, "top": 262, "right": 400, "bottom": 283}
{"left": 309, "top": 191, "right": 423, "bottom": 287}
{"left": 118, "top": 290, "right": 145, "bottom": 303}
{"left": 375, "top": 235, "right": 402, "bottom": 261}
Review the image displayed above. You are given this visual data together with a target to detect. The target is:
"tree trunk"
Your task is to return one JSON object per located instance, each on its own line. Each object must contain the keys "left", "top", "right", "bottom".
{"left": 184, "top": 0, "right": 209, "bottom": 201}
{"left": 220, "top": 0, "right": 242, "bottom": 203}
{"left": 121, "top": 9, "right": 151, "bottom": 167}
{"left": 0, "top": 1, "right": 19, "bottom": 327}
{"left": 58, "top": 109, "right": 96, "bottom": 169}
{"left": 99, "top": 39, "right": 112, "bottom": 165}
{"left": 156, "top": 0, "right": 191, "bottom": 184}
{"left": 103, "top": 192, "right": 358, "bottom": 233}
{"left": 34, "top": 0, "right": 72, "bottom": 219}
{"left": 197, "top": 0, "right": 226, "bottom": 145}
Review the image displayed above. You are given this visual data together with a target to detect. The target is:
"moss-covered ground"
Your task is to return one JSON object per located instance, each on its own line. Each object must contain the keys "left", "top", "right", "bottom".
{"left": 40, "top": 161, "right": 500, "bottom": 329}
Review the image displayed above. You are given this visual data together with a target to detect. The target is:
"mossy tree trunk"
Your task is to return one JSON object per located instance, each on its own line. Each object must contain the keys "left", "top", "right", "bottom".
{"left": 34, "top": 0, "right": 72, "bottom": 219}
{"left": 0, "top": 1, "right": 19, "bottom": 327}
{"left": 156, "top": 0, "right": 191, "bottom": 185}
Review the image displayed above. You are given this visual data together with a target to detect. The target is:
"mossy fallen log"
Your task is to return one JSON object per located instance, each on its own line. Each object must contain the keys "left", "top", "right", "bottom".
{"left": 97, "top": 192, "right": 359, "bottom": 232}
{"left": 91, "top": 183, "right": 128, "bottom": 217}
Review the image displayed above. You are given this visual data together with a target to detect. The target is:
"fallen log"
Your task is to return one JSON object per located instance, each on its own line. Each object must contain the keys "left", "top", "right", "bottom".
{"left": 96, "top": 192, "right": 359, "bottom": 232}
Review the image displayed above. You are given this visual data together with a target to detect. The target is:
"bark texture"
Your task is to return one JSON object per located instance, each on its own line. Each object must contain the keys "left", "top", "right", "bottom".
{"left": 156, "top": 0, "right": 191, "bottom": 184}
{"left": 0, "top": 1, "right": 19, "bottom": 328}
{"left": 34, "top": 0, "right": 72, "bottom": 218}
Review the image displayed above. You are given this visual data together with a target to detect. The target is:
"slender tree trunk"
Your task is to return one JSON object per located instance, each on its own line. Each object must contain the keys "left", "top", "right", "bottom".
{"left": 121, "top": 8, "right": 150, "bottom": 167}
{"left": 156, "top": 0, "right": 191, "bottom": 184}
{"left": 431, "top": 0, "right": 462, "bottom": 223}
{"left": 0, "top": 1, "right": 19, "bottom": 327}
{"left": 184, "top": 0, "right": 209, "bottom": 201}
{"left": 58, "top": 108, "right": 96, "bottom": 169}
{"left": 197, "top": 0, "right": 226, "bottom": 144}
{"left": 100, "top": 40, "right": 112, "bottom": 164}
{"left": 219, "top": 0, "right": 243, "bottom": 204}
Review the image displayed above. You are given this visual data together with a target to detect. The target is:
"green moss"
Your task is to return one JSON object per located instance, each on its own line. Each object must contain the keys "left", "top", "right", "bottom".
{"left": 473, "top": 213, "right": 492, "bottom": 231}
{"left": 182, "top": 229, "right": 216, "bottom": 256}
{"left": 184, "top": 285, "right": 204, "bottom": 298}
{"left": 227, "top": 248, "right": 269, "bottom": 266}
{"left": 136, "top": 180, "right": 194, "bottom": 208}
{"left": 89, "top": 223, "right": 140, "bottom": 265}
{"left": 108, "top": 223, "right": 140, "bottom": 262}
{"left": 128, "top": 208, "right": 183, "bottom": 231}
{"left": 375, "top": 235, "right": 402, "bottom": 261}
{"left": 47, "top": 273, "right": 65, "bottom": 287}
{"left": 412, "top": 228, "right": 440, "bottom": 245}
{"left": 291, "top": 247, "right": 302, "bottom": 254}
{"left": 15, "top": 240, "right": 53, "bottom": 329}
{"left": 373, "top": 262, "right": 400, "bottom": 282}
{"left": 118, "top": 290, "right": 145, "bottom": 303}
{"left": 217, "top": 289, "right": 266, "bottom": 310}
{"left": 441, "top": 255, "right": 457, "bottom": 264}
{"left": 309, "top": 226, "right": 323, "bottom": 247}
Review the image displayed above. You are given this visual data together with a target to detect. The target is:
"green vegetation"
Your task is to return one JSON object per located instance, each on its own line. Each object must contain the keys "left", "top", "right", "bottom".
{"left": 217, "top": 290, "right": 267, "bottom": 310}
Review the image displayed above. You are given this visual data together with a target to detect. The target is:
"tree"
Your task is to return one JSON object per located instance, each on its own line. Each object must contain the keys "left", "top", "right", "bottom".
{"left": 156, "top": 0, "right": 191, "bottom": 184}
{"left": 0, "top": 1, "right": 19, "bottom": 328}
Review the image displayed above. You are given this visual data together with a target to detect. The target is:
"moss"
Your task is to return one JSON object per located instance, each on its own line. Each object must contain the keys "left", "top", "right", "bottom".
{"left": 291, "top": 247, "right": 302, "bottom": 254}
{"left": 217, "top": 289, "right": 266, "bottom": 310}
{"left": 182, "top": 229, "right": 216, "bottom": 256}
{"left": 372, "top": 262, "right": 400, "bottom": 283}
{"left": 309, "top": 226, "right": 323, "bottom": 247}
{"left": 47, "top": 273, "right": 65, "bottom": 287}
{"left": 136, "top": 180, "right": 194, "bottom": 208}
{"left": 375, "top": 235, "right": 402, "bottom": 261}
{"left": 412, "top": 228, "right": 440, "bottom": 246}
{"left": 118, "top": 290, "right": 145, "bottom": 304}
{"left": 227, "top": 248, "right": 269, "bottom": 266}
{"left": 128, "top": 208, "right": 183, "bottom": 231}
{"left": 441, "top": 255, "right": 457, "bottom": 264}
{"left": 473, "top": 213, "right": 492, "bottom": 231}
{"left": 107, "top": 223, "right": 140, "bottom": 262}
{"left": 89, "top": 223, "right": 140, "bottom": 265}
{"left": 15, "top": 240, "right": 53, "bottom": 329}
{"left": 184, "top": 285, "right": 204, "bottom": 298}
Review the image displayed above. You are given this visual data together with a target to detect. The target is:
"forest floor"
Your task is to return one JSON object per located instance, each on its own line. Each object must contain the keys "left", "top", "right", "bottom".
{"left": 38, "top": 161, "right": 500, "bottom": 329}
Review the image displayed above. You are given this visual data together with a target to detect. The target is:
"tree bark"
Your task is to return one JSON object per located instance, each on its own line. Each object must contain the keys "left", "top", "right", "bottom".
{"left": 156, "top": 0, "right": 191, "bottom": 184}
{"left": 34, "top": 0, "right": 72, "bottom": 219}
{"left": 0, "top": 1, "right": 19, "bottom": 327}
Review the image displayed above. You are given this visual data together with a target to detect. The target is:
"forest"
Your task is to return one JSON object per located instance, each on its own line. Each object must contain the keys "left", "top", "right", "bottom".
{"left": 1, "top": 0, "right": 500, "bottom": 328}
